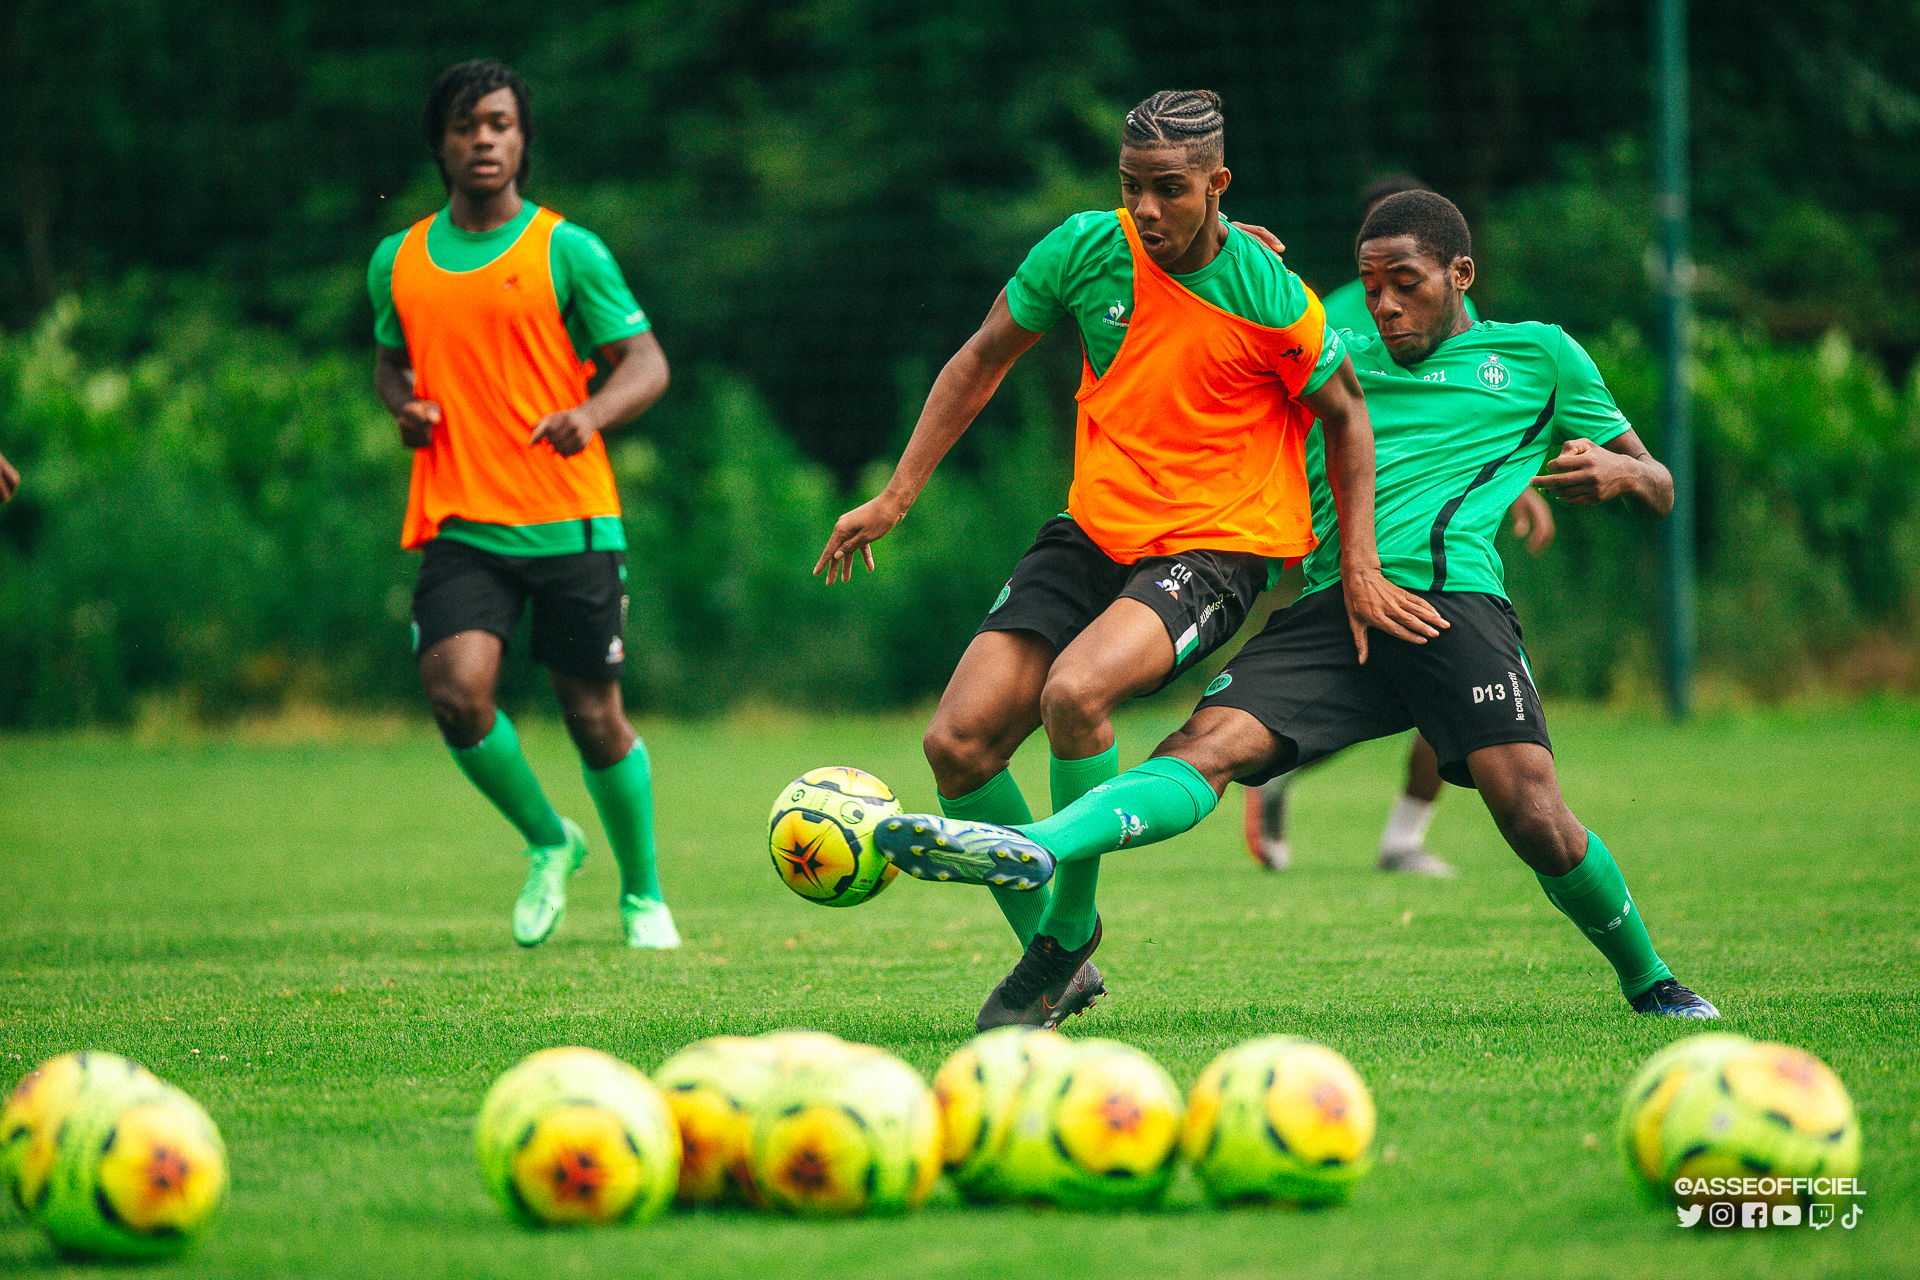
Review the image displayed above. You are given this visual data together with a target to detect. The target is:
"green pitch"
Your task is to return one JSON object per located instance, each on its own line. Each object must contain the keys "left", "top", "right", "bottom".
{"left": 2, "top": 702, "right": 1916, "bottom": 1277}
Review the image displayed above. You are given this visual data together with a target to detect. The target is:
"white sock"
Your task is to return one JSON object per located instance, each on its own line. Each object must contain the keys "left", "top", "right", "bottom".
{"left": 1379, "top": 793, "right": 1437, "bottom": 854}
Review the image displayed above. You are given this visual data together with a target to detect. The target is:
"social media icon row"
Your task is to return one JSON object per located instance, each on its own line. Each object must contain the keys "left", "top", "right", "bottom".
{"left": 1682, "top": 1201, "right": 1862, "bottom": 1229}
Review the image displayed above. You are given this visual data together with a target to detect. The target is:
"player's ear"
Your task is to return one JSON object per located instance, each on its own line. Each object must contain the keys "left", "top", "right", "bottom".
{"left": 1453, "top": 255, "right": 1475, "bottom": 294}
{"left": 1209, "top": 166, "right": 1232, "bottom": 199}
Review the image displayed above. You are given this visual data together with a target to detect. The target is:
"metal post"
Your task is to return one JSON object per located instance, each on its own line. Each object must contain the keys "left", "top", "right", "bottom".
{"left": 1655, "top": 0, "right": 1694, "bottom": 719}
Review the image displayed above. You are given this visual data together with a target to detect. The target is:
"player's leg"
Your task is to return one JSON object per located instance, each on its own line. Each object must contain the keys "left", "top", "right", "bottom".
{"left": 1377, "top": 733, "right": 1456, "bottom": 876}
{"left": 1243, "top": 774, "right": 1293, "bottom": 870}
{"left": 1465, "top": 742, "right": 1713, "bottom": 1016}
{"left": 921, "top": 628, "right": 1054, "bottom": 945}
{"left": 532, "top": 550, "right": 677, "bottom": 948}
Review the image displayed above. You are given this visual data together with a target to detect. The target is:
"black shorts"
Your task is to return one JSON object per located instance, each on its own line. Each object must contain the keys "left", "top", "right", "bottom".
{"left": 978, "top": 516, "right": 1269, "bottom": 690}
{"left": 412, "top": 538, "right": 629, "bottom": 683}
{"left": 1195, "top": 583, "right": 1551, "bottom": 788}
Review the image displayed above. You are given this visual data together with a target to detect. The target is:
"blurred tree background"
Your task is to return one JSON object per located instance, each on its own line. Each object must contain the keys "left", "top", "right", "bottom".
{"left": 1, "top": 0, "right": 1916, "bottom": 725}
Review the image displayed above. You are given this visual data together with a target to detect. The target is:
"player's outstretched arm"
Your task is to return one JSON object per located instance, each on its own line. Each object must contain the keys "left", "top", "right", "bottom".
{"left": 0, "top": 449, "right": 17, "bottom": 502}
{"left": 1531, "top": 429, "right": 1673, "bottom": 518}
{"left": 374, "top": 345, "right": 441, "bottom": 449}
{"left": 813, "top": 289, "right": 1042, "bottom": 585}
{"left": 530, "top": 332, "right": 670, "bottom": 457}
{"left": 1306, "top": 359, "right": 1448, "bottom": 663}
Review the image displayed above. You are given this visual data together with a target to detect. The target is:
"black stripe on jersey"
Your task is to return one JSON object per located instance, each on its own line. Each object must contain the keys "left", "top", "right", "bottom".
{"left": 1427, "top": 390, "right": 1556, "bottom": 590}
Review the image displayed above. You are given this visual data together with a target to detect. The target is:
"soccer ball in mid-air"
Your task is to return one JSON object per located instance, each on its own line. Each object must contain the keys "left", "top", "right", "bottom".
{"left": 768, "top": 767, "right": 902, "bottom": 907}
{"left": 931, "top": 1026, "right": 1071, "bottom": 1202}
{"left": 34, "top": 1060, "right": 226, "bottom": 1259}
{"left": 1616, "top": 1032, "right": 1754, "bottom": 1201}
{"left": 1180, "top": 1035, "right": 1376, "bottom": 1206}
{"left": 474, "top": 1047, "right": 679, "bottom": 1228}
{"left": 996, "top": 1038, "right": 1185, "bottom": 1210}
{"left": 653, "top": 1036, "right": 782, "bottom": 1206}
{"left": 1628, "top": 1036, "right": 1859, "bottom": 1206}
{"left": 749, "top": 1047, "right": 941, "bottom": 1216}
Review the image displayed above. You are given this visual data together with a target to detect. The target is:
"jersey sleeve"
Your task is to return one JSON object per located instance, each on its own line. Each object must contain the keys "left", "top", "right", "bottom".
{"left": 1300, "top": 322, "right": 1345, "bottom": 396}
{"left": 1548, "top": 329, "right": 1631, "bottom": 446}
{"left": 1004, "top": 215, "right": 1094, "bottom": 336}
{"left": 550, "top": 222, "right": 651, "bottom": 351}
{"left": 367, "top": 232, "right": 407, "bottom": 350}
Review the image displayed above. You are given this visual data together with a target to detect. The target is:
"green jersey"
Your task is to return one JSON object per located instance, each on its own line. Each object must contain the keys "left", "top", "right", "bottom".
{"left": 1005, "top": 211, "right": 1343, "bottom": 393}
{"left": 1302, "top": 321, "right": 1631, "bottom": 599}
{"left": 368, "top": 202, "right": 649, "bottom": 362}
{"left": 1320, "top": 276, "right": 1478, "bottom": 334}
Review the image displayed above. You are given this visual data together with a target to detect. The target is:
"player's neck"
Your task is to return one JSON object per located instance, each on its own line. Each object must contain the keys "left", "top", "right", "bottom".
{"left": 1161, "top": 204, "right": 1227, "bottom": 275}
{"left": 447, "top": 185, "right": 524, "bottom": 234}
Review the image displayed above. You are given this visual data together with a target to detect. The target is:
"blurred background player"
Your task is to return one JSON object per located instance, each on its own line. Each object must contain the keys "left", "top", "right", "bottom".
{"left": 880, "top": 191, "right": 1719, "bottom": 1020}
{"left": 368, "top": 60, "right": 678, "bottom": 949}
{"left": 0, "top": 450, "right": 16, "bottom": 502}
{"left": 835, "top": 90, "right": 1445, "bottom": 1030}
{"left": 1243, "top": 173, "right": 1556, "bottom": 878}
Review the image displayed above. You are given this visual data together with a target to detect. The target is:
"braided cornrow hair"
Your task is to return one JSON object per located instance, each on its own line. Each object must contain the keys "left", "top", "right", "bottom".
{"left": 1121, "top": 90, "right": 1225, "bottom": 168}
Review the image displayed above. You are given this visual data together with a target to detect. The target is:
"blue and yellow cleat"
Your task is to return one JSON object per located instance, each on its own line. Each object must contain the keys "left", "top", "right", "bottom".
{"left": 1629, "top": 978, "right": 1721, "bottom": 1019}
{"left": 874, "top": 815, "right": 1056, "bottom": 890}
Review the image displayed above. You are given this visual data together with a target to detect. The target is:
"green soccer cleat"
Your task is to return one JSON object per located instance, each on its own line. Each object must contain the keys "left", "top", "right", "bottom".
{"left": 1629, "top": 978, "right": 1721, "bottom": 1019}
{"left": 620, "top": 894, "right": 681, "bottom": 950}
{"left": 511, "top": 817, "right": 588, "bottom": 947}
{"left": 874, "top": 815, "right": 1055, "bottom": 889}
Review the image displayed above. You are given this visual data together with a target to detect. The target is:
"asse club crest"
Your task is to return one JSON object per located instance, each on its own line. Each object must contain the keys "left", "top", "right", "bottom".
{"left": 1477, "top": 354, "right": 1511, "bottom": 391}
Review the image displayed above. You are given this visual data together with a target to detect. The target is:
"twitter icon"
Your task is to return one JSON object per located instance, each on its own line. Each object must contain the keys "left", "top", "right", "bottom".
{"left": 1676, "top": 1204, "right": 1704, "bottom": 1228}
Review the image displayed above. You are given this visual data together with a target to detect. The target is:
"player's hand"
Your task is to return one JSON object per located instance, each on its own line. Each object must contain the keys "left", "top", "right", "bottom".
{"left": 1507, "top": 487, "right": 1556, "bottom": 555}
{"left": 1341, "top": 566, "right": 1448, "bottom": 664}
{"left": 1531, "top": 438, "right": 1636, "bottom": 506}
{"left": 0, "top": 450, "right": 17, "bottom": 502}
{"left": 1231, "top": 222, "right": 1286, "bottom": 257}
{"left": 813, "top": 494, "right": 906, "bottom": 585}
{"left": 530, "top": 408, "right": 599, "bottom": 457}
{"left": 396, "top": 399, "right": 442, "bottom": 450}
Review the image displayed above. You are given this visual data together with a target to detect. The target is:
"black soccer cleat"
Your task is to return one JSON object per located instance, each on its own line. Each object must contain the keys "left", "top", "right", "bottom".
{"left": 874, "top": 814, "right": 1056, "bottom": 890}
{"left": 976, "top": 918, "right": 1107, "bottom": 1032}
{"left": 1629, "top": 978, "right": 1721, "bottom": 1020}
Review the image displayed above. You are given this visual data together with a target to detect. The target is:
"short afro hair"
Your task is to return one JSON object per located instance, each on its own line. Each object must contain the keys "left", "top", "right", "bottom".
{"left": 1122, "top": 90, "right": 1225, "bottom": 170}
{"left": 1356, "top": 190, "right": 1471, "bottom": 268}
{"left": 424, "top": 59, "right": 534, "bottom": 188}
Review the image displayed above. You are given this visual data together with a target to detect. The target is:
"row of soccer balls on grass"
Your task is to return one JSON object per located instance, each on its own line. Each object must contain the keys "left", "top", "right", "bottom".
{"left": 0, "top": 1026, "right": 1861, "bottom": 1256}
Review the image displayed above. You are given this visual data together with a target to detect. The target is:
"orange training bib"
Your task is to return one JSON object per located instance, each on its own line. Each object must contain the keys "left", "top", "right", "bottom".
{"left": 390, "top": 206, "right": 620, "bottom": 549}
{"left": 1065, "top": 208, "right": 1324, "bottom": 564}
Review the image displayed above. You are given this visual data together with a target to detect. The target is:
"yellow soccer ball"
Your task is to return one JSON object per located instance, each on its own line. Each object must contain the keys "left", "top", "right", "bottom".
{"left": 931, "top": 1026, "right": 1070, "bottom": 1202}
{"left": 4, "top": 1051, "right": 99, "bottom": 1217}
{"left": 1615, "top": 1032, "right": 1754, "bottom": 1201}
{"left": 37, "top": 1069, "right": 226, "bottom": 1259}
{"left": 1181, "top": 1035, "right": 1376, "bottom": 1206}
{"left": 654, "top": 1036, "right": 782, "bottom": 1206}
{"left": 997, "top": 1038, "right": 1184, "bottom": 1210}
{"left": 768, "top": 767, "right": 903, "bottom": 907}
{"left": 474, "top": 1047, "right": 679, "bottom": 1228}
{"left": 750, "top": 1048, "right": 941, "bottom": 1216}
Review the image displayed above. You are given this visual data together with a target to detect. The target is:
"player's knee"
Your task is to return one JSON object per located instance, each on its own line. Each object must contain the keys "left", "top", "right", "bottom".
{"left": 1037, "top": 668, "right": 1114, "bottom": 738}
{"left": 1489, "top": 786, "right": 1581, "bottom": 874}
{"left": 922, "top": 719, "right": 998, "bottom": 792}
{"left": 425, "top": 681, "right": 492, "bottom": 745}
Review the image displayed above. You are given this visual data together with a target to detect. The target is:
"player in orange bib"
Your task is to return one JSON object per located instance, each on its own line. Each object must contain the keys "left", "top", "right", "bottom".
{"left": 815, "top": 91, "right": 1446, "bottom": 1029}
{"left": 369, "top": 60, "right": 678, "bottom": 950}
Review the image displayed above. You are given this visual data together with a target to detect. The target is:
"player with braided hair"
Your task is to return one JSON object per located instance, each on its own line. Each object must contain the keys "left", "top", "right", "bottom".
{"left": 817, "top": 90, "right": 1446, "bottom": 1031}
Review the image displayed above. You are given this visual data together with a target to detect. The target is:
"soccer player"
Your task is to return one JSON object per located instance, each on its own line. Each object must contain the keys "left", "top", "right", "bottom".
{"left": 816, "top": 90, "right": 1445, "bottom": 1030}
{"left": 368, "top": 60, "right": 679, "bottom": 949}
{"left": 1244, "top": 175, "right": 1553, "bottom": 878}
{"left": 879, "top": 191, "right": 1720, "bottom": 1021}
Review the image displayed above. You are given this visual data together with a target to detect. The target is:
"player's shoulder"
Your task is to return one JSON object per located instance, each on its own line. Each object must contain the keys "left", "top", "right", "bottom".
{"left": 1213, "top": 225, "right": 1313, "bottom": 328}
{"left": 1029, "top": 209, "right": 1124, "bottom": 262}
{"left": 1461, "top": 318, "right": 1564, "bottom": 354}
{"left": 369, "top": 227, "right": 410, "bottom": 269}
{"left": 547, "top": 213, "right": 618, "bottom": 262}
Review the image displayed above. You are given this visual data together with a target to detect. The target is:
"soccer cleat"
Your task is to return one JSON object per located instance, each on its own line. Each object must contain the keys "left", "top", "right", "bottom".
{"left": 1629, "top": 978, "right": 1721, "bottom": 1020}
{"left": 975, "top": 919, "right": 1107, "bottom": 1031}
{"left": 1377, "top": 847, "right": 1458, "bottom": 877}
{"left": 620, "top": 894, "right": 681, "bottom": 950}
{"left": 874, "top": 815, "right": 1055, "bottom": 890}
{"left": 1242, "top": 780, "right": 1290, "bottom": 871}
{"left": 511, "top": 817, "right": 588, "bottom": 947}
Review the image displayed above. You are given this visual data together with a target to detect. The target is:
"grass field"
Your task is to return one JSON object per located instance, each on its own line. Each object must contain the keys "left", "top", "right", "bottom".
{"left": 2, "top": 700, "right": 1916, "bottom": 1278}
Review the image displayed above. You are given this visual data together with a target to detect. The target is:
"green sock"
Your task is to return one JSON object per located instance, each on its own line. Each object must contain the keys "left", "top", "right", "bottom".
{"left": 1037, "top": 745, "right": 1120, "bottom": 950}
{"left": 1020, "top": 756, "right": 1219, "bottom": 863}
{"left": 939, "top": 769, "right": 1047, "bottom": 947}
{"left": 1535, "top": 830, "right": 1674, "bottom": 999}
{"left": 450, "top": 710, "right": 566, "bottom": 848}
{"left": 585, "top": 739, "right": 662, "bottom": 901}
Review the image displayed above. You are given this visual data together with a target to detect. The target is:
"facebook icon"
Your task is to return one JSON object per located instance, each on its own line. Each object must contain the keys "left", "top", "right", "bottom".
{"left": 1742, "top": 1202, "right": 1770, "bottom": 1228}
